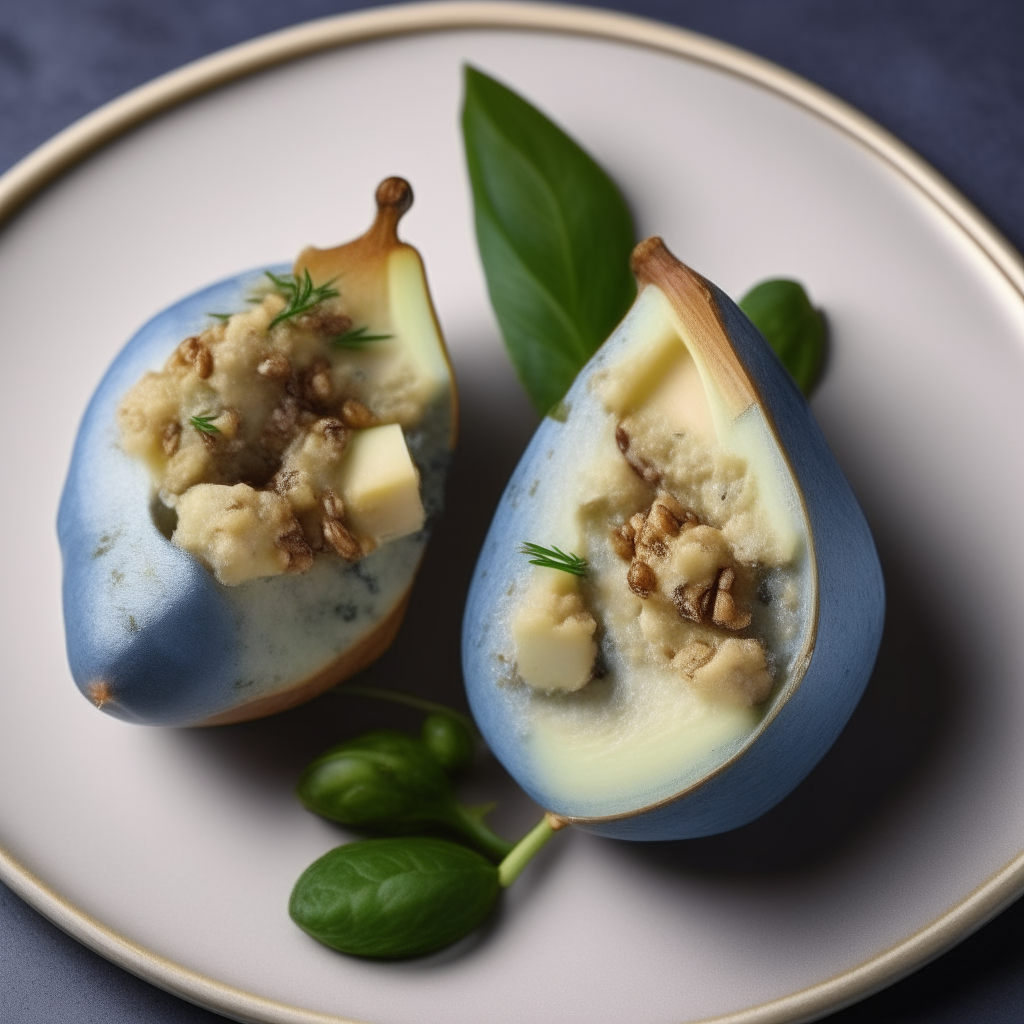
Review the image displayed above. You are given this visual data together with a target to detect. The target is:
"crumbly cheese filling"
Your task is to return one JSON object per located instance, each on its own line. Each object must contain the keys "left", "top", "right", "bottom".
{"left": 117, "top": 283, "right": 428, "bottom": 585}
{"left": 512, "top": 340, "right": 799, "bottom": 710}
{"left": 505, "top": 311, "right": 808, "bottom": 809}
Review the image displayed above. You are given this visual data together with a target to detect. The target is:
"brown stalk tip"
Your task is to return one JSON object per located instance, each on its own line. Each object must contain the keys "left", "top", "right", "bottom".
{"left": 629, "top": 236, "right": 667, "bottom": 278}
{"left": 376, "top": 177, "right": 413, "bottom": 216}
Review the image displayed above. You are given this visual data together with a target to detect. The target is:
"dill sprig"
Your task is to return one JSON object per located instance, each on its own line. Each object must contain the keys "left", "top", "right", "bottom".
{"left": 330, "top": 325, "right": 393, "bottom": 349}
{"left": 520, "top": 542, "right": 587, "bottom": 577}
{"left": 207, "top": 312, "right": 232, "bottom": 322}
{"left": 266, "top": 269, "right": 339, "bottom": 329}
{"left": 189, "top": 414, "right": 221, "bottom": 435}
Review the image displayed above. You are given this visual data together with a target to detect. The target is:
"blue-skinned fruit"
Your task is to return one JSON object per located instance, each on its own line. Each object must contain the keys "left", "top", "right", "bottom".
{"left": 462, "top": 237, "right": 883, "bottom": 840}
{"left": 59, "top": 178, "right": 455, "bottom": 726}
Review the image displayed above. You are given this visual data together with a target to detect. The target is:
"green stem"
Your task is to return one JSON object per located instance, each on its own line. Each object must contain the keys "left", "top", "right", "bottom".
{"left": 497, "top": 813, "right": 564, "bottom": 888}
{"left": 329, "top": 684, "right": 477, "bottom": 735}
{"left": 450, "top": 805, "right": 515, "bottom": 863}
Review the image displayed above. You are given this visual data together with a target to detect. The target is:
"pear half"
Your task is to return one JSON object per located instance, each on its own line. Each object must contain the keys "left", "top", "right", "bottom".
{"left": 462, "top": 238, "right": 883, "bottom": 840}
{"left": 59, "top": 178, "right": 456, "bottom": 726}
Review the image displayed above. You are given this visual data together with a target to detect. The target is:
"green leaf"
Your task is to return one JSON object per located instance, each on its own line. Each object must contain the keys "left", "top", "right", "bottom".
{"left": 330, "top": 324, "right": 393, "bottom": 349}
{"left": 266, "top": 268, "right": 339, "bottom": 329}
{"left": 420, "top": 713, "right": 475, "bottom": 773}
{"left": 520, "top": 542, "right": 587, "bottom": 577}
{"left": 738, "top": 279, "right": 827, "bottom": 396}
{"left": 289, "top": 838, "right": 500, "bottom": 958}
{"left": 462, "top": 65, "right": 636, "bottom": 415}
{"left": 297, "top": 730, "right": 512, "bottom": 862}
{"left": 189, "top": 414, "right": 220, "bottom": 435}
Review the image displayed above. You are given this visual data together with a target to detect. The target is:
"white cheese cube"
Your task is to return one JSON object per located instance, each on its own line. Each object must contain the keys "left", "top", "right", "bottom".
{"left": 334, "top": 424, "right": 425, "bottom": 544}
{"left": 512, "top": 573, "right": 597, "bottom": 692}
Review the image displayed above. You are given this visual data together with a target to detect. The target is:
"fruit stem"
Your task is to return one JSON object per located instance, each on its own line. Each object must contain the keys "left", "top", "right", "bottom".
{"left": 450, "top": 804, "right": 515, "bottom": 863}
{"left": 497, "top": 812, "right": 566, "bottom": 888}
{"left": 329, "top": 684, "right": 477, "bottom": 735}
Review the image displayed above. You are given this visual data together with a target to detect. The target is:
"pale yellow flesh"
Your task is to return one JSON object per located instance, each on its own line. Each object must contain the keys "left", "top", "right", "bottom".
{"left": 509, "top": 285, "right": 809, "bottom": 813}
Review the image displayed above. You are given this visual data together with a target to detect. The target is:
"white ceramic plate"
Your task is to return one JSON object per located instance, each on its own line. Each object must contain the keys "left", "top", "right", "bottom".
{"left": 3, "top": 5, "right": 1024, "bottom": 1023}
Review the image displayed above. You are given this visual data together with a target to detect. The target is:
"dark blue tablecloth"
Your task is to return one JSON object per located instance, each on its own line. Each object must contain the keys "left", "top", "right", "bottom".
{"left": 3, "top": 2, "right": 1024, "bottom": 1021}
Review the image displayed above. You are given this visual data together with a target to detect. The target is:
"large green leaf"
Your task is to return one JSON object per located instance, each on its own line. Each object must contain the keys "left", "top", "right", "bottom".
{"left": 462, "top": 65, "right": 636, "bottom": 415}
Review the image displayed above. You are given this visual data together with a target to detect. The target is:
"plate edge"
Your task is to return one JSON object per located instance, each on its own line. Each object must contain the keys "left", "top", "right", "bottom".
{"left": 3, "top": 3, "right": 1024, "bottom": 1023}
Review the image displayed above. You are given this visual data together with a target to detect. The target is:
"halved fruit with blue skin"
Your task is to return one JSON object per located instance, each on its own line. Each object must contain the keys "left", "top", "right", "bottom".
{"left": 462, "top": 237, "right": 883, "bottom": 840}
{"left": 59, "top": 178, "right": 456, "bottom": 726}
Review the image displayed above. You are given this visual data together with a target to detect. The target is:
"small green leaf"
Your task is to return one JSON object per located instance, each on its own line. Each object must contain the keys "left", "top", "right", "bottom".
{"left": 739, "top": 279, "right": 826, "bottom": 396}
{"left": 297, "top": 730, "right": 512, "bottom": 862}
{"left": 266, "top": 268, "right": 340, "bottom": 329}
{"left": 462, "top": 65, "right": 636, "bottom": 416}
{"left": 520, "top": 542, "right": 587, "bottom": 577}
{"left": 289, "top": 838, "right": 499, "bottom": 959}
{"left": 189, "top": 414, "right": 220, "bottom": 434}
{"left": 330, "top": 324, "right": 393, "bottom": 348}
{"left": 207, "top": 312, "right": 232, "bottom": 322}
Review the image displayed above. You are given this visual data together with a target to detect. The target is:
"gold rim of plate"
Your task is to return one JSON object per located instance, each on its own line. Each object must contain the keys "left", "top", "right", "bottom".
{"left": 2, "top": 3, "right": 1023, "bottom": 1022}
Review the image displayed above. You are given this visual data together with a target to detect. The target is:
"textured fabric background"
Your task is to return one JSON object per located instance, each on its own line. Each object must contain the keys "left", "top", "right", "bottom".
{"left": 2, "top": 2, "right": 1024, "bottom": 1021}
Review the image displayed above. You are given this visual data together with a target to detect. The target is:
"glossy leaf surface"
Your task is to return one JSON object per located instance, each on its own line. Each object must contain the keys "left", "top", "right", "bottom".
{"left": 289, "top": 838, "right": 499, "bottom": 958}
{"left": 296, "top": 730, "right": 512, "bottom": 861}
{"left": 421, "top": 713, "right": 475, "bottom": 772}
{"left": 462, "top": 65, "right": 636, "bottom": 414}
{"left": 739, "top": 278, "right": 826, "bottom": 395}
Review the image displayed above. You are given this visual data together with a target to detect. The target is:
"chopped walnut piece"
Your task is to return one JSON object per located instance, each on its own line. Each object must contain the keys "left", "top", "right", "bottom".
{"left": 609, "top": 522, "right": 635, "bottom": 561}
{"left": 256, "top": 353, "right": 291, "bottom": 380}
{"left": 673, "top": 580, "right": 714, "bottom": 624}
{"left": 672, "top": 641, "right": 715, "bottom": 678}
{"left": 615, "top": 423, "right": 661, "bottom": 484}
{"left": 299, "top": 310, "right": 353, "bottom": 337}
{"left": 162, "top": 421, "right": 181, "bottom": 457}
{"left": 322, "top": 489, "right": 345, "bottom": 520}
{"left": 177, "top": 336, "right": 213, "bottom": 378}
{"left": 340, "top": 398, "right": 376, "bottom": 429}
{"left": 323, "top": 517, "right": 361, "bottom": 561}
{"left": 297, "top": 357, "right": 333, "bottom": 407}
{"left": 277, "top": 523, "right": 314, "bottom": 573}
{"left": 646, "top": 500, "right": 681, "bottom": 538}
{"left": 311, "top": 416, "right": 349, "bottom": 453}
{"left": 271, "top": 468, "right": 299, "bottom": 497}
{"left": 711, "top": 567, "right": 752, "bottom": 630}
{"left": 627, "top": 559, "right": 656, "bottom": 598}
{"left": 309, "top": 368, "right": 333, "bottom": 404}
